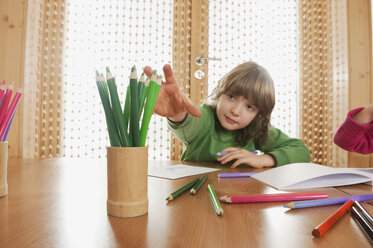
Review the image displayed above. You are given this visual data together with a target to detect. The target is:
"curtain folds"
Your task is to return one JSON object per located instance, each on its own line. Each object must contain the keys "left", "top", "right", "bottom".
{"left": 299, "top": 0, "right": 348, "bottom": 167}
{"left": 24, "top": 0, "right": 66, "bottom": 158}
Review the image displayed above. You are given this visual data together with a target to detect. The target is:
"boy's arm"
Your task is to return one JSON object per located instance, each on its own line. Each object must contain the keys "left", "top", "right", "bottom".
{"left": 264, "top": 128, "right": 311, "bottom": 166}
{"left": 168, "top": 105, "right": 212, "bottom": 144}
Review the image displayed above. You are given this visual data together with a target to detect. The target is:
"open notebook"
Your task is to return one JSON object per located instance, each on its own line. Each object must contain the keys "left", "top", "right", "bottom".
{"left": 251, "top": 163, "right": 373, "bottom": 190}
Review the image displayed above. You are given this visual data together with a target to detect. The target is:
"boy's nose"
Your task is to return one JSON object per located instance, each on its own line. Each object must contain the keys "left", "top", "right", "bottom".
{"left": 230, "top": 104, "right": 241, "bottom": 116}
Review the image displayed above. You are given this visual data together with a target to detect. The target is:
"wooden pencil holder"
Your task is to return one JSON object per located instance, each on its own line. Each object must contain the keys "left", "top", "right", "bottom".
{"left": 107, "top": 146, "right": 148, "bottom": 217}
{"left": 0, "top": 141, "right": 8, "bottom": 198}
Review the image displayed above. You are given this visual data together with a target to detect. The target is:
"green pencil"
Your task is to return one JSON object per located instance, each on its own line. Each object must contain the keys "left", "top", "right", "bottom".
{"left": 166, "top": 178, "right": 200, "bottom": 201}
{"left": 207, "top": 184, "right": 223, "bottom": 216}
{"left": 190, "top": 175, "right": 208, "bottom": 195}
{"left": 129, "top": 66, "right": 140, "bottom": 146}
{"left": 140, "top": 70, "right": 161, "bottom": 146}
{"left": 106, "top": 67, "right": 130, "bottom": 147}
{"left": 139, "top": 76, "right": 149, "bottom": 118}
{"left": 95, "top": 72, "right": 121, "bottom": 147}
{"left": 123, "top": 85, "right": 131, "bottom": 135}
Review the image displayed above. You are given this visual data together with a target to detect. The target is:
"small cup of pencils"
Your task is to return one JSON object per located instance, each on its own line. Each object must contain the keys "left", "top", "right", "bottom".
{"left": 0, "top": 80, "right": 23, "bottom": 198}
{"left": 95, "top": 66, "right": 161, "bottom": 218}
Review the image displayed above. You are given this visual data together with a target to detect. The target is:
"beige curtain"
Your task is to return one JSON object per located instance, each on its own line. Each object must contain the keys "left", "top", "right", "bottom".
{"left": 19, "top": 0, "right": 357, "bottom": 167}
{"left": 23, "top": 0, "right": 66, "bottom": 158}
{"left": 299, "top": 0, "right": 348, "bottom": 167}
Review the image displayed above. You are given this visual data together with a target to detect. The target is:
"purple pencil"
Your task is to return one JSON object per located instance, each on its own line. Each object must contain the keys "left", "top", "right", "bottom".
{"left": 2, "top": 104, "right": 17, "bottom": 141}
{"left": 218, "top": 172, "right": 259, "bottom": 178}
{"left": 284, "top": 194, "right": 373, "bottom": 209}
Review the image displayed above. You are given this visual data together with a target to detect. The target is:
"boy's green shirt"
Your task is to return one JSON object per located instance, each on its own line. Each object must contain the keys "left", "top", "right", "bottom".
{"left": 168, "top": 104, "right": 310, "bottom": 166}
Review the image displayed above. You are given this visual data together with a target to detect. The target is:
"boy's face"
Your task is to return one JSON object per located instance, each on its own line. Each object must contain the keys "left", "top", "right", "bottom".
{"left": 216, "top": 94, "right": 259, "bottom": 130}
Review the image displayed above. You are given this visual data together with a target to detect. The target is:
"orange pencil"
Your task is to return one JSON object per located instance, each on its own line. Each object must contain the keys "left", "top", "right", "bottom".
{"left": 312, "top": 199, "right": 354, "bottom": 238}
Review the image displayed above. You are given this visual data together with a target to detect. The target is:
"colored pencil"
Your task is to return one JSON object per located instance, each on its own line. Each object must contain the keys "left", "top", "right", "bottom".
{"left": 0, "top": 81, "right": 13, "bottom": 127}
{"left": 190, "top": 175, "right": 208, "bottom": 195}
{"left": 129, "top": 66, "right": 140, "bottom": 146}
{"left": 216, "top": 150, "right": 263, "bottom": 156}
{"left": 2, "top": 104, "right": 17, "bottom": 141}
{"left": 166, "top": 178, "right": 199, "bottom": 201}
{"left": 218, "top": 172, "right": 259, "bottom": 178}
{"left": 140, "top": 70, "right": 161, "bottom": 146}
{"left": 106, "top": 67, "right": 130, "bottom": 147}
{"left": 351, "top": 205, "right": 373, "bottom": 243}
{"left": 139, "top": 76, "right": 150, "bottom": 118}
{"left": 0, "top": 80, "right": 6, "bottom": 108}
{"left": 123, "top": 85, "right": 131, "bottom": 134}
{"left": 138, "top": 73, "right": 147, "bottom": 116}
{"left": 0, "top": 87, "right": 22, "bottom": 139}
{"left": 219, "top": 192, "right": 328, "bottom": 204}
{"left": 353, "top": 201, "right": 373, "bottom": 227}
{"left": 312, "top": 199, "right": 353, "bottom": 238}
{"left": 207, "top": 184, "right": 223, "bottom": 216}
{"left": 95, "top": 72, "right": 121, "bottom": 147}
{"left": 284, "top": 194, "right": 373, "bottom": 209}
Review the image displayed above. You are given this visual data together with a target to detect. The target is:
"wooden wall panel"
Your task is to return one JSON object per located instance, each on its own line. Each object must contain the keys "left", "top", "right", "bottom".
{"left": 347, "top": 0, "right": 372, "bottom": 167}
{"left": 0, "top": 0, "right": 27, "bottom": 158}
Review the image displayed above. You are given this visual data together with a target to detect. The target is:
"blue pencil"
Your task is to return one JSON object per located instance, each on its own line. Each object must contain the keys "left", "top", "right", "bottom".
{"left": 216, "top": 150, "right": 263, "bottom": 156}
{"left": 284, "top": 194, "right": 373, "bottom": 209}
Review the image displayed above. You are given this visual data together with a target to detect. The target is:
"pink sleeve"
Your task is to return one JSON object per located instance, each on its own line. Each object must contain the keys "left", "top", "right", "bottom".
{"left": 333, "top": 107, "right": 373, "bottom": 154}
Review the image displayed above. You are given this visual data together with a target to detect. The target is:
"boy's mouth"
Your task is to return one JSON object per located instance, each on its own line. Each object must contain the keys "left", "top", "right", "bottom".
{"left": 225, "top": 115, "right": 237, "bottom": 124}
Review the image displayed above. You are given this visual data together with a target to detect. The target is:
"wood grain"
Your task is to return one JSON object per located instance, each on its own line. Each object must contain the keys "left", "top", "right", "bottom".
{"left": 0, "top": 158, "right": 372, "bottom": 247}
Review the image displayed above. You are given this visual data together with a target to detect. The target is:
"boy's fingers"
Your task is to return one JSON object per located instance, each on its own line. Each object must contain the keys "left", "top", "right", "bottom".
{"left": 182, "top": 94, "right": 201, "bottom": 117}
{"left": 163, "top": 64, "right": 177, "bottom": 85}
{"left": 143, "top": 66, "right": 153, "bottom": 77}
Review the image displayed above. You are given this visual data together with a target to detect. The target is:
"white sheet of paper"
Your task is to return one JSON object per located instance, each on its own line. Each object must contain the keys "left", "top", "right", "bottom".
{"left": 251, "top": 163, "right": 373, "bottom": 190}
{"left": 148, "top": 164, "right": 220, "bottom": 179}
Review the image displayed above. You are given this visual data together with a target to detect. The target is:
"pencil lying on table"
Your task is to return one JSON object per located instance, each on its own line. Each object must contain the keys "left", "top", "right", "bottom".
{"left": 284, "top": 194, "right": 373, "bottom": 209}
{"left": 190, "top": 175, "right": 208, "bottom": 195}
{"left": 218, "top": 172, "right": 258, "bottom": 178}
{"left": 220, "top": 192, "right": 327, "bottom": 203}
{"left": 166, "top": 178, "right": 199, "bottom": 201}
{"left": 312, "top": 199, "right": 353, "bottom": 238}
{"left": 207, "top": 184, "right": 223, "bottom": 216}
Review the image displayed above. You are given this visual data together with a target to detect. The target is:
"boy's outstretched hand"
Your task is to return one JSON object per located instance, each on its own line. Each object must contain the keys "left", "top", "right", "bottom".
{"left": 143, "top": 64, "right": 201, "bottom": 122}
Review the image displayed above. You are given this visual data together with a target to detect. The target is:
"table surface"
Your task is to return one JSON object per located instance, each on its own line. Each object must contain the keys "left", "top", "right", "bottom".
{"left": 1, "top": 158, "right": 373, "bottom": 248}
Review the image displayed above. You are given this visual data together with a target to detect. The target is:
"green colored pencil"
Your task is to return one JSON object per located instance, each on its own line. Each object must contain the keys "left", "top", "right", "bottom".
{"left": 139, "top": 76, "right": 149, "bottom": 118}
{"left": 166, "top": 178, "right": 200, "bottom": 201}
{"left": 190, "top": 175, "right": 208, "bottom": 195}
{"left": 140, "top": 71, "right": 161, "bottom": 146}
{"left": 207, "top": 184, "right": 223, "bottom": 216}
{"left": 106, "top": 67, "right": 130, "bottom": 147}
{"left": 123, "top": 85, "right": 131, "bottom": 134}
{"left": 95, "top": 72, "right": 121, "bottom": 147}
{"left": 129, "top": 66, "right": 140, "bottom": 147}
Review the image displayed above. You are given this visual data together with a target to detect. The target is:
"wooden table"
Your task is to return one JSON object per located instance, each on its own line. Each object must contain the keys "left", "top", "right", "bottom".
{"left": 1, "top": 158, "right": 373, "bottom": 247}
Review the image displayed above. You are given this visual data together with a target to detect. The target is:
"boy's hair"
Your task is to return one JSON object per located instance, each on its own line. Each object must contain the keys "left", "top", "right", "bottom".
{"left": 207, "top": 61, "right": 275, "bottom": 146}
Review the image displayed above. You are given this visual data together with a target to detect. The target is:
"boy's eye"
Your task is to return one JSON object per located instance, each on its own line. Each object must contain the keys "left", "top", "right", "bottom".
{"left": 228, "top": 94, "right": 235, "bottom": 100}
{"left": 247, "top": 104, "right": 257, "bottom": 111}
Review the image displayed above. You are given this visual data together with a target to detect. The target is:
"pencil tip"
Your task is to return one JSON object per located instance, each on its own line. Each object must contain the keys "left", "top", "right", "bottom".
{"left": 283, "top": 204, "right": 290, "bottom": 208}
{"left": 131, "top": 65, "right": 136, "bottom": 72}
{"left": 106, "top": 67, "right": 110, "bottom": 73}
